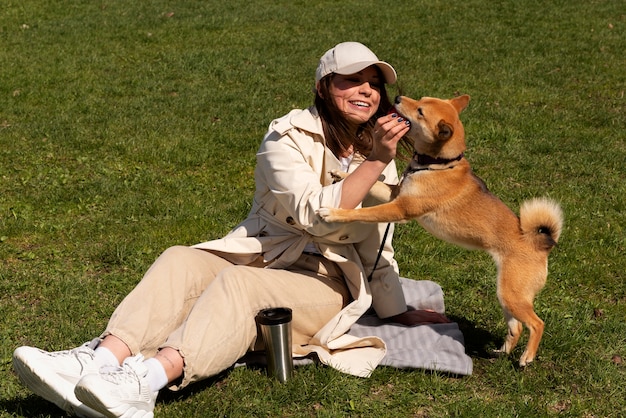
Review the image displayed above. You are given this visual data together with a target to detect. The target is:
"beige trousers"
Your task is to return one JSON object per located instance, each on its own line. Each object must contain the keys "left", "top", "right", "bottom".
{"left": 103, "top": 245, "right": 349, "bottom": 389}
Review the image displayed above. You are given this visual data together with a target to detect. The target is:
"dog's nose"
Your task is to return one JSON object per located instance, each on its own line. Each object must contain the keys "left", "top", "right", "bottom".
{"left": 394, "top": 95, "right": 402, "bottom": 104}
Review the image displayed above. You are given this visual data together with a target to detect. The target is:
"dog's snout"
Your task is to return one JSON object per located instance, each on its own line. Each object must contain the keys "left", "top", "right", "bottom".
{"left": 394, "top": 95, "right": 402, "bottom": 104}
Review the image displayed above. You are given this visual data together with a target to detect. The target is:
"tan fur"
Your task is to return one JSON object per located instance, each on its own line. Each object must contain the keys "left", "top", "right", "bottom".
{"left": 319, "top": 95, "right": 564, "bottom": 366}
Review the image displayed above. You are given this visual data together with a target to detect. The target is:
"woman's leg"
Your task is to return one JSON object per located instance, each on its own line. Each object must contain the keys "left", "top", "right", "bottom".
{"left": 12, "top": 246, "right": 231, "bottom": 417}
{"left": 102, "top": 245, "right": 233, "bottom": 360}
{"left": 68, "top": 253, "right": 348, "bottom": 417}
{"left": 165, "top": 254, "right": 349, "bottom": 389}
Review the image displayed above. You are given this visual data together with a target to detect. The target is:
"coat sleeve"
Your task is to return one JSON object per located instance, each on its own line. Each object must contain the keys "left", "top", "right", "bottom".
{"left": 255, "top": 129, "right": 345, "bottom": 237}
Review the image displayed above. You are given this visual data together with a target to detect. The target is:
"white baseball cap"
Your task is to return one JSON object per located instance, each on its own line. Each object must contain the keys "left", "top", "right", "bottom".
{"left": 315, "top": 42, "right": 397, "bottom": 84}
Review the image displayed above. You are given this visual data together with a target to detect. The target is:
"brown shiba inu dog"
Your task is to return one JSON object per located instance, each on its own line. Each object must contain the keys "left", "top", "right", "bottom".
{"left": 319, "top": 95, "right": 564, "bottom": 366}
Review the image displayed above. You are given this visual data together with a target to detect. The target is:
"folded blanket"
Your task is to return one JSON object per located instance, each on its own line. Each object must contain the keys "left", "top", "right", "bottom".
{"left": 348, "top": 278, "right": 473, "bottom": 376}
{"left": 237, "top": 278, "right": 473, "bottom": 376}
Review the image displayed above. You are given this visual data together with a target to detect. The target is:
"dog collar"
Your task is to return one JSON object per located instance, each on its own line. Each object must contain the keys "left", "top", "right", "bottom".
{"left": 413, "top": 151, "right": 464, "bottom": 165}
{"left": 405, "top": 152, "right": 465, "bottom": 174}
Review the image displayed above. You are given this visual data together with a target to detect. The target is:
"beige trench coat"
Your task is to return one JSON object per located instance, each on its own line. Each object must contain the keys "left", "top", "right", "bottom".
{"left": 192, "top": 106, "right": 407, "bottom": 377}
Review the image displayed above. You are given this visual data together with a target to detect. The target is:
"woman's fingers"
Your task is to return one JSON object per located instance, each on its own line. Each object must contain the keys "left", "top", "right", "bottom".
{"left": 369, "top": 115, "right": 410, "bottom": 162}
{"left": 376, "top": 114, "right": 410, "bottom": 141}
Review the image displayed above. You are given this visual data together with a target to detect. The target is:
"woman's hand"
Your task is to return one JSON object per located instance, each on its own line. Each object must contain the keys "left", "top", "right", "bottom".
{"left": 368, "top": 113, "right": 411, "bottom": 164}
{"left": 389, "top": 308, "right": 452, "bottom": 326}
{"left": 337, "top": 114, "right": 410, "bottom": 209}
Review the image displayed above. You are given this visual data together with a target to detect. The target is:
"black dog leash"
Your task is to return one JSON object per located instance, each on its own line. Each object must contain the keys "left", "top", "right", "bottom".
{"left": 367, "top": 222, "right": 392, "bottom": 282}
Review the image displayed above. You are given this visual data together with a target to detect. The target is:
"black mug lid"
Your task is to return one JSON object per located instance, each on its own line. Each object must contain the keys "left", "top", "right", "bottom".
{"left": 255, "top": 307, "right": 292, "bottom": 325}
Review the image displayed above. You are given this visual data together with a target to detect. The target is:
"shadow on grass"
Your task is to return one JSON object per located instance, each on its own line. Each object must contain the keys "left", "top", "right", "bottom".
{"left": 0, "top": 394, "right": 70, "bottom": 418}
{"left": 156, "top": 368, "right": 234, "bottom": 407}
{"left": 448, "top": 315, "right": 502, "bottom": 359}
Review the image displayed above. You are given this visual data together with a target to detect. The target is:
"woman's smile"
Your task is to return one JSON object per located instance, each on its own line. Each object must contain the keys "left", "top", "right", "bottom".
{"left": 329, "top": 66, "right": 381, "bottom": 125}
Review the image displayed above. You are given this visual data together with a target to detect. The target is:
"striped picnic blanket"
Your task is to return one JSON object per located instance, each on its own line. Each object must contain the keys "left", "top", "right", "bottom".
{"left": 348, "top": 278, "right": 473, "bottom": 376}
{"left": 239, "top": 278, "right": 473, "bottom": 376}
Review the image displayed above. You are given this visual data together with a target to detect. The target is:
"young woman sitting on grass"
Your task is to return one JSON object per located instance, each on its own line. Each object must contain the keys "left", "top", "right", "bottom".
{"left": 13, "top": 41, "right": 449, "bottom": 418}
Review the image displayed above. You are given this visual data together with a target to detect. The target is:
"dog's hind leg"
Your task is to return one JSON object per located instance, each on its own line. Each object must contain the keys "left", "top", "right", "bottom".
{"left": 495, "top": 309, "right": 523, "bottom": 356}
{"left": 499, "top": 299, "right": 545, "bottom": 367}
{"left": 496, "top": 260, "right": 546, "bottom": 366}
{"left": 517, "top": 309, "right": 544, "bottom": 367}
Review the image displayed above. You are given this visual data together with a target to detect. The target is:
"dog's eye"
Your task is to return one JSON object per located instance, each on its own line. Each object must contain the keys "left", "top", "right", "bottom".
{"left": 417, "top": 108, "right": 424, "bottom": 117}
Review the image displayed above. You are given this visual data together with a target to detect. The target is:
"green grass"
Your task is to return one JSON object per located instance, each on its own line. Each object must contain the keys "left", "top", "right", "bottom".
{"left": 1, "top": 0, "right": 625, "bottom": 416}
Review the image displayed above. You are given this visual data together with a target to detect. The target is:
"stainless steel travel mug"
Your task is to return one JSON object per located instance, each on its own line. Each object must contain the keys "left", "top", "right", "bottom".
{"left": 255, "top": 307, "right": 293, "bottom": 383}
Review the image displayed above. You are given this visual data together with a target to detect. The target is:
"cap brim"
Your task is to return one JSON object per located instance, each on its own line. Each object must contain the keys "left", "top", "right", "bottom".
{"left": 334, "top": 60, "right": 397, "bottom": 84}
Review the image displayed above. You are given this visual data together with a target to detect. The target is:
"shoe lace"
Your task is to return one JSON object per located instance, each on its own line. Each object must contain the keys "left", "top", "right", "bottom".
{"left": 101, "top": 356, "right": 145, "bottom": 385}
{"left": 72, "top": 346, "right": 95, "bottom": 362}
{"left": 52, "top": 345, "right": 95, "bottom": 371}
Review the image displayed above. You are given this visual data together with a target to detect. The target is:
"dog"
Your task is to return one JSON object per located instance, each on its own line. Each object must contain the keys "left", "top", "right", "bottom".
{"left": 318, "top": 95, "right": 564, "bottom": 366}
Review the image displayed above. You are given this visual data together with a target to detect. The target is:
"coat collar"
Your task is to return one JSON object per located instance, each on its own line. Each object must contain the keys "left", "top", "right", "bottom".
{"left": 290, "top": 106, "right": 324, "bottom": 135}
{"left": 269, "top": 106, "right": 323, "bottom": 137}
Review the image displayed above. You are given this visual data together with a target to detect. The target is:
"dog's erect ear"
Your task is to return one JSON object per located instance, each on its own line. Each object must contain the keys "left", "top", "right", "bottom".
{"left": 437, "top": 121, "right": 454, "bottom": 141}
{"left": 450, "top": 95, "right": 470, "bottom": 113}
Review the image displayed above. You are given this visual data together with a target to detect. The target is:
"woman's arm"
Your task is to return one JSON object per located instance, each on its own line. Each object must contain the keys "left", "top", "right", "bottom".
{"left": 338, "top": 114, "right": 409, "bottom": 209}
{"left": 389, "top": 308, "right": 452, "bottom": 326}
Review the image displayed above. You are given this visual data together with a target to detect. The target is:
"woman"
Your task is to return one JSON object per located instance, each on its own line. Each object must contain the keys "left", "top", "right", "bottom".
{"left": 13, "top": 41, "right": 449, "bottom": 418}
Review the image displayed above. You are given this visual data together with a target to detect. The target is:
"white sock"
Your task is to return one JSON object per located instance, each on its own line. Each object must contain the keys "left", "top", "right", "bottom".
{"left": 144, "top": 357, "right": 169, "bottom": 392}
{"left": 94, "top": 347, "right": 120, "bottom": 369}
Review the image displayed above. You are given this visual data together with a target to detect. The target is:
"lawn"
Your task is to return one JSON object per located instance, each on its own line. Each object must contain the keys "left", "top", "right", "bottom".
{"left": 1, "top": 0, "right": 625, "bottom": 416}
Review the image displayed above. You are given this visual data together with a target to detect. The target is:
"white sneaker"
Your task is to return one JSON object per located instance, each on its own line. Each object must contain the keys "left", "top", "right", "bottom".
{"left": 12, "top": 339, "right": 105, "bottom": 418}
{"left": 74, "top": 355, "right": 157, "bottom": 418}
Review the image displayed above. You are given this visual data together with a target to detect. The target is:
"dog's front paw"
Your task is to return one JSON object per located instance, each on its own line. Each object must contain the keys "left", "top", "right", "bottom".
{"left": 317, "top": 207, "right": 343, "bottom": 223}
{"left": 317, "top": 207, "right": 333, "bottom": 220}
{"left": 329, "top": 169, "right": 347, "bottom": 183}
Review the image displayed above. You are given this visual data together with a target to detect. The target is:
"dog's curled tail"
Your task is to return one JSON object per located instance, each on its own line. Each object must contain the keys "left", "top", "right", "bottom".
{"left": 520, "top": 197, "right": 564, "bottom": 252}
